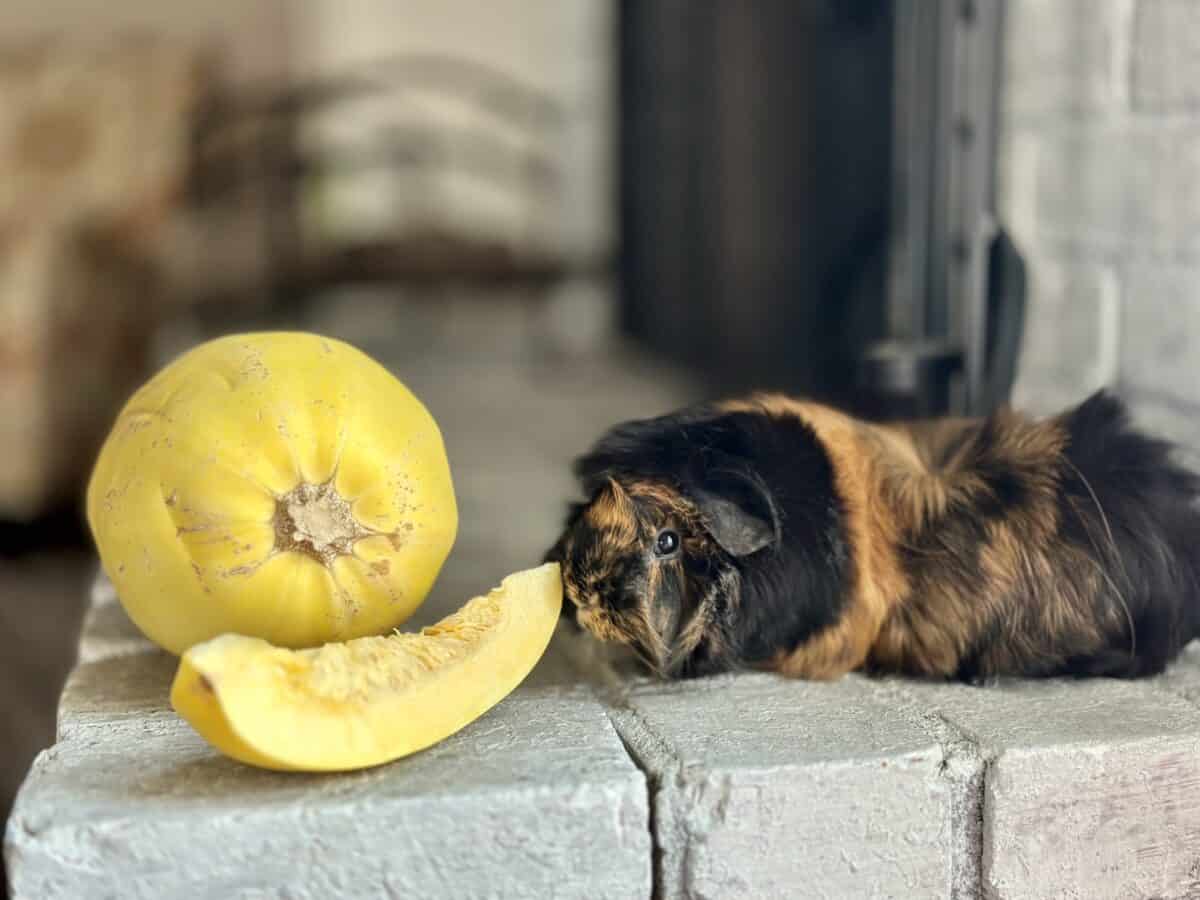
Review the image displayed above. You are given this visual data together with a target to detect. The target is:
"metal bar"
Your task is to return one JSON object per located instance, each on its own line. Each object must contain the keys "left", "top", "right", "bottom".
{"left": 950, "top": 0, "right": 1006, "bottom": 414}
{"left": 926, "top": 0, "right": 957, "bottom": 342}
{"left": 886, "top": 0, "right": 940, "bottom": 341}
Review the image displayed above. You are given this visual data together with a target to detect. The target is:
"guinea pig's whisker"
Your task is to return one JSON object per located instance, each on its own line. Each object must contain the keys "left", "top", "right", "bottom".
{"left": 630, "top": 641, "right": 663, "bottom": 678}
{"left": 1063, "top": 459, "right": 1137, "bottom": 661}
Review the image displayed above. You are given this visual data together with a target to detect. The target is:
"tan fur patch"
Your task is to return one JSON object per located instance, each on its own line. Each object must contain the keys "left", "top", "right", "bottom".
{"left": 626, "top": 480, "right": 692, "bottom": 519}
{"left": 586, "top": 478, "right": 639, "bottom": 545}
{"left": 577, "top": 607, "right": 628, "bottom": 643}
{"left": 865, "top": 408, "right": 1098, "bottom": 677}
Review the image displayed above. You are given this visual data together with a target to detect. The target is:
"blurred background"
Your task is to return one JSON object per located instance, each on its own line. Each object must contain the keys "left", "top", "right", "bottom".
{"left": 4, "top": 0, "right": 1200, "bottom": 885}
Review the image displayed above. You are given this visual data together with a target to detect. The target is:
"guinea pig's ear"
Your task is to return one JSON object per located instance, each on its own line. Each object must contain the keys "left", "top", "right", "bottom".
{"left": 691, "top": 463, "right": 779, "bottom": 557}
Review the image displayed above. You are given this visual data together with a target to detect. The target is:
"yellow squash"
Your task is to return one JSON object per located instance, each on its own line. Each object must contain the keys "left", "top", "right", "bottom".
{"left": 87, "top": 332, "right": 457, "bottom": 655}
{"left": 170, "top": 563, "right": 562, "bottom": 771}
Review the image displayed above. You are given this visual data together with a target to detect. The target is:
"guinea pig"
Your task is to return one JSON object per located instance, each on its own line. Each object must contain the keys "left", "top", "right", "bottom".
{"left": 543, "top": 389, "right": 1200, "bottom": 683}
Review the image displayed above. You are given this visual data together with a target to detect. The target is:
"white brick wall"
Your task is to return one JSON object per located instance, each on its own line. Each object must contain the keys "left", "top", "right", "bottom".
{"left": 1133, "top": 0, "right": 1200, "bottom": 110}
{"left": 1003, "top": 0, "right": 1200, "bottom": 442}
{"left": 1011, "top": 257, "right": 1120, "bottom": 409}
{"left": 1004, "top": 0, "right": 1125, "bottom": 115}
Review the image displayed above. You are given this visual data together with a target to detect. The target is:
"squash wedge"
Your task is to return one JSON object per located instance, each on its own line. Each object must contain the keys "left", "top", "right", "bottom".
{"left": 170, "top": 563, "right": 562, "bottom": 772}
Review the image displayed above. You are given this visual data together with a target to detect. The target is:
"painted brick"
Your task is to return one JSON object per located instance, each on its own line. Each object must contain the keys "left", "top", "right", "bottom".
{"left": 1133, "top": 0, "right": 1200, "bottom": 110}
{"left": 6, "top": 650, "right": 651, "bottom": 900}
{"left": 1034, "top": 125, "right": 1200, "bottom": 257}
{"left": 902, "top": 677, "right": 1200, "bottom": 900}
{"left": 996, "top": 130, "right": 1040, "bottom": 256}
{"left": 1118, "top": 264, "right": 1200, "bottom": 401}
{"left": 1003, "top": 0, "right": 1124, "bottom": 118}
{"left": 1010, "top": 257, "right": 1119, "bottom": 415}
{"left": 612, "top": 673, "right": 967, "bottom": 899}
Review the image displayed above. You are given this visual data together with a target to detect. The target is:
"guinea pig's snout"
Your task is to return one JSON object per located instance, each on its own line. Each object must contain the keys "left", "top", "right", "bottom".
{"left": 558, "top": 567, "right": 630, "bottom": 643}
{"left": 581, "top": 575, "right": 621, "bottom": 611}
{"left": 574, "top": 606, "right": 628, "bottom": 644}
{"left": 561, "top": 563, "right": 599, "bottom": 607}
{"left": 561, "top": 564, "right": 611, "bottom": 630}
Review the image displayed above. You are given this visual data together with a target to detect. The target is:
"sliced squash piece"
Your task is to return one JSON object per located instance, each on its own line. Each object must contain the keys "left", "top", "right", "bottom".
{"left": 170, "top": 563, "right": 562, "bottom": 772}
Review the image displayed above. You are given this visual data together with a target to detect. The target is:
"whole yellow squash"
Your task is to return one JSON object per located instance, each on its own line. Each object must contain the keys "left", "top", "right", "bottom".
{"left": 86, "top": 331, "right": 458, "bottom": 655}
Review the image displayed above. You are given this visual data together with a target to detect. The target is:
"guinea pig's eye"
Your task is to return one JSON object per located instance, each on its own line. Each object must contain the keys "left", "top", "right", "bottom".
{"left": 653, "top": 529, "right": 680, "bottom": 558}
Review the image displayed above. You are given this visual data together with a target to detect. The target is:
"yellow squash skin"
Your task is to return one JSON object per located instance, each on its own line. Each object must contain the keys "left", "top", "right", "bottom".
{"left": 170, "top": 563, "right": 562, "bottom": 772}
{"left": 86, "top": 331, "right": 457, "bottom": 655}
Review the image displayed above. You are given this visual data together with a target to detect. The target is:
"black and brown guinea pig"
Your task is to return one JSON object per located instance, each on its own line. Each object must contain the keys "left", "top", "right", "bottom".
{"left": 543, "top": 389, "right": 1200, "bottom": 683}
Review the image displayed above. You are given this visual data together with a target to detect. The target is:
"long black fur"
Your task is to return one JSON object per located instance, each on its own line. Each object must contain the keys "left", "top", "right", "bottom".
{"left": 1055, "top": 393, "right": 1200, "bottom": 676}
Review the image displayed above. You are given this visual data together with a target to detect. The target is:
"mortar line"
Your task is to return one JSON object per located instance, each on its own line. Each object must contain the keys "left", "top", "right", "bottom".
{"left": 555, "top": 638, "right": 673, "bottom": 900}
{"left": 589, "top": 671, "right": 687, "bottom": 900}
{"left": 602, "top": 697, "right": 679, "bottom": 900}
{"left": 887, "top": 681, "right": 991, "bottom": 900}
{"left": 607, "top": 715, "right": 664, "bottom": 900}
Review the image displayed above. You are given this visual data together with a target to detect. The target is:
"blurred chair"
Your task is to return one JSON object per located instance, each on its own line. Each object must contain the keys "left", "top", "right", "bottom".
{"left": 0, "top": 34, "right": 208, "bottom": 521}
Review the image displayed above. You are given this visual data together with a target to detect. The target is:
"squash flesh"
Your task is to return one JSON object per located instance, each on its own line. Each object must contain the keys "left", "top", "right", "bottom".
{"left": 170, "top": 563, "right": 562, "bottom": 772}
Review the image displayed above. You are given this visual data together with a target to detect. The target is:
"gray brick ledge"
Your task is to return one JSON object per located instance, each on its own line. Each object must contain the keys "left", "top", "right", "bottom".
{"left": 607, "top": 673, "right": 964, "bottom": 900}
{"left": 873, "top": 687, "right": 987, "bottom": 900}
{"left": 896, "top": 673, "right": 1200, "bottom": 899}
{"left": 7, "top": 654, "right": 652, "bottom": 900}
{"left": 15, "top": 582, "right": 1200, "bottom": 899}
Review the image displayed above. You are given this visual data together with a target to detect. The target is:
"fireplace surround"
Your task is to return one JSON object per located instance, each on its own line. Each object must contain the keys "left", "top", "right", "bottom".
{"left": 618, "top": 0, "right": 1024, "bottom": 419}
